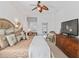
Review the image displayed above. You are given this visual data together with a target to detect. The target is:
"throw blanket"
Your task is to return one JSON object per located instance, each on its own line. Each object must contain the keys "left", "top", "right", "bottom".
{"left": 28, "top": 36, "right": 51, "bottom": 58}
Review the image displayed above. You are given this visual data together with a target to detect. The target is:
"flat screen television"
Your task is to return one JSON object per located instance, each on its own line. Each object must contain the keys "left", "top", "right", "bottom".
{"left": 61, "top": 19, "right": 79, "bottom": 36}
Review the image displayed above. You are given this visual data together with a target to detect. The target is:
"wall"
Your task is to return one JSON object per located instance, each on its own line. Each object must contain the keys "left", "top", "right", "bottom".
{"left": 0, "top": 2, "right": 19, "bottom": 22}
{"left": 54, "top": 1, "right": 79, "bottom": 34}
{"left": 0, "top": 1, "right": 79, "bottom": 34}
{"left": 42, "top": 1, "right": 79, "bottom": 34}
{"left": 30, "top": 2, "right": 79, "bottom": 34}
{"left": 0, "top": 2, "right": 28, "bottom": 31}
{"left": 26, "top": 1, "right": 79, "bottom": 34}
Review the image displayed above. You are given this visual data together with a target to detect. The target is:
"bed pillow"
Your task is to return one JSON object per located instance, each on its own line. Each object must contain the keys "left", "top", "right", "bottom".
{"left": 0, "top": 35, "right": 9, "bottom": 49}
{"left": 21, "top": 31, "right": 26, "bottom": 40}
{"left": 6, "top": 28, "right": 15, "bottom": 35}
{"left": 0, "top": 29, "right": 5, "bottom": 35}
{"left": 16, "top": 35, "right": 22, "bottom": 42}
{"left": 6, "top": 34, "right": 17, "bottom": 46}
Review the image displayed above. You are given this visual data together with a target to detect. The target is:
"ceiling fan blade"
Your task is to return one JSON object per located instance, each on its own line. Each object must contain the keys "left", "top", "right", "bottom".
{"left": 42, "top": 5, "right": 48, "bottom": 10}
{"left": 32, "top": 7, "right": 37, "bottom": 11}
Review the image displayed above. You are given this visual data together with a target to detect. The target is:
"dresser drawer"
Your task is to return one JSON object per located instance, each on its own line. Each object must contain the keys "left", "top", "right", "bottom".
{"left": 56, "top": 34, "right": 79, "bottom": 58}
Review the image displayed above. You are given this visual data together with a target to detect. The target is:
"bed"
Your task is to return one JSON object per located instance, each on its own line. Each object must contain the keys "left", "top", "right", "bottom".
{"left": 0, "top": 39, "right": 32, "bottom": 58}
{"left": 28, "top": 36, "right": 53, "bottom": 58}
{"left": 0, "top": 18, "right": 30, "bottom": 58}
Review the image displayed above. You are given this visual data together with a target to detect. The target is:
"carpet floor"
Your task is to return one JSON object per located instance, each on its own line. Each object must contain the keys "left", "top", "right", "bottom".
{"left": 46, "top": 39, "right": 68, "bottom": 58}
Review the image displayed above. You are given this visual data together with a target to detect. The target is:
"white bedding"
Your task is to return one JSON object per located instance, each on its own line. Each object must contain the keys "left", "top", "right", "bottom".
{"left": 28, "top": 36, "right": 51, "bottom": 58}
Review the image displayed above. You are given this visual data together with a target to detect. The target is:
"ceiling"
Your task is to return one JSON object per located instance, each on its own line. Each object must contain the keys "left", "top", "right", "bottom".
{"left": 9, "top": 1, "right": 61, "bottom": 15}
{"left": 8, "top": 1, "right": 79, "bottom": 16}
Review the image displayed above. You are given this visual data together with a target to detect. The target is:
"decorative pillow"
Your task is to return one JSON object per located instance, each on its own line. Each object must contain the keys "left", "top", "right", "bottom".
{"left": 16, "top": 35, "right": 22, "bottom": 42}
{"left": 6, "top": 28, "right": 15, "bottom": 35}
{"left": 21, "top": 31, "right": 26, "bottom": 40}
{"left": 0, "top": 29, "right": 5, "bottom": 35}
{"left": 0, "top": 35, "right": 9, "bottom": 49}
{"left": 6, "top": 34, "right": 17, "bottom": 46}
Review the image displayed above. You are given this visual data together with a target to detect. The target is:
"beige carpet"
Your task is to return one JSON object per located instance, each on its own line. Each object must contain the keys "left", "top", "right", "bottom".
{"left": 46, "top": 39, "right": 68, "bottom": 58}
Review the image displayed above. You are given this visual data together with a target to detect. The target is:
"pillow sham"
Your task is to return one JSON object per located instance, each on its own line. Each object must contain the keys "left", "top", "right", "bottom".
{"left": 6, "top": 34, "right": 17, "bottom": 46}
{"left": 6, "top": 28, "right": 15, "bottom": 35}
{"left": 0, "top": 29, "right": 5, "bottom": 35}
{"left": 16, "top": 35, "right": 22, "bottom": 42}
{"left": 21, "top": 31, "right": 26, "bottom": 40}
{"left": 0, "top": 35, "right": 9, "bottom": 49}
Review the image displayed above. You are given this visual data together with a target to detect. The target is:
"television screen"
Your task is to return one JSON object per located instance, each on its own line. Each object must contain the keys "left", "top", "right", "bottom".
{"left": 61, "top": 19, "right": 78, "bottom": 36}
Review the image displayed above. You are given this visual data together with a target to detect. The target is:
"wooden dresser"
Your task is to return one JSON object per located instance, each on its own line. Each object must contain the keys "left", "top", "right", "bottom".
{"left": 56, "top": 34, "right": 79, "bottom": 58}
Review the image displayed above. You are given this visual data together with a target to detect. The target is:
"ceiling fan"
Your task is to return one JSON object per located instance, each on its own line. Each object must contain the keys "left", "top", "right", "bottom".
{"left": 32, "top": 1, "right": 48, "bottom": 13}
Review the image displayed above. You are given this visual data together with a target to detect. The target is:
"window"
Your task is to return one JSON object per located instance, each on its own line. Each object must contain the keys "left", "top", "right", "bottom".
{"left": 27, "top": 17, "right": 37, "bottom": 32}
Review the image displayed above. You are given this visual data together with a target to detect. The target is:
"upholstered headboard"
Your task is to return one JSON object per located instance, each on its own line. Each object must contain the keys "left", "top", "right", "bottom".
{"left": 0, "top": 18, "right": 15, "bottom": 29}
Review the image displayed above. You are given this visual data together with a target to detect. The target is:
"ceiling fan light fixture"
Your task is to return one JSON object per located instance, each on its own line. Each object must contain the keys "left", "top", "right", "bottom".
{"left": 32, "top": 1, "right": 48, "bottom": 13}
{"left": 38, "top": 8, "right": 42, "bottom": 12}
{"left": 37, "top": 6, "right": 41, "bottom": 10}
{"left": 40, "top": 4, "right": 44, "bottom": 7}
